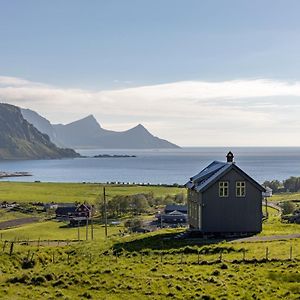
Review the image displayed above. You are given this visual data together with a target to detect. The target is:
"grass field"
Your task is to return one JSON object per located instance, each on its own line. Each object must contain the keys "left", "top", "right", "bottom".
{"left": 0, "top": 209, "right": 30, "bottom": 222}
{"left": 260, "top": 206, "right": 299, "bottom": 236}
{"left": 271, "top": 192, "right": 300, "bottom": 202}
{"left": 0, "top": 182, "right": 184, "bottom": 204}
{"left": 0, "top": 220, "right": 122, "bottom": 242}
{"left": 0, "top": 231, "right": 299, "bottom": 299}
{"left": 0, "top": 183, "right": 299, "bottom": 299}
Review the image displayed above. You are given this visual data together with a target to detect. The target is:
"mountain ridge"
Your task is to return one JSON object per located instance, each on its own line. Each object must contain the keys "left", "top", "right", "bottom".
{"left": 0, "top": 104, "right": 80, "bottom": 160}
{"left": 21, "top": 109, "right": 180, "bottom": 149}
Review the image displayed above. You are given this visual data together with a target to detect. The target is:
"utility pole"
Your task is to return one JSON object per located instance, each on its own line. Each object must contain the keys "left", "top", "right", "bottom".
{"left": 91, "top": 218, "right": 94, "bottom": 240}
{"left": 86, "top": 216, "right": 89, "bottom": 241}
{"left": 103, "top": 186, "right": 108, "bottom": 238}
{"left": 77, "top": 220, "right": 80, "bottom": 241}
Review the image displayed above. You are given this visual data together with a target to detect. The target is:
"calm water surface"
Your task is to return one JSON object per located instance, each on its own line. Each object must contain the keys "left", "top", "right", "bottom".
{"left": 0, "top": 147, "right": 300, "bottom": 184}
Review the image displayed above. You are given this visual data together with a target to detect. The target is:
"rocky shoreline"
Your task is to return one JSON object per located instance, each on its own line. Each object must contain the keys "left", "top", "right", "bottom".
{"left": 0, "top": 171, "right": 32, "bottom": 178}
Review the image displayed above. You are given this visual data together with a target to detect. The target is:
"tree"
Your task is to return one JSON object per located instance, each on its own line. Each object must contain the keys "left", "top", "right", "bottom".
{"left": 131, "top": 194, "right": 149, "bottom": 214}
{"left": 124, "top": 218, "right": 143, "bottom": 231}
{"left": 175, "top": 193, "right": 186, "bottom": 204}
{"left": 163, "top": 194, "right": 175, "bottom": 205}
{"left": 283, "top": 177, "right": 300, "bottom": 192}
{"left": 263, "top": 180, "right": 281, "bottom": 193}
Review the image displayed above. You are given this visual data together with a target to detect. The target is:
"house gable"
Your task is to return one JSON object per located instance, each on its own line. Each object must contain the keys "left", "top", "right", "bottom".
{"left": 186, "top": 152, "right": 264, "bottom": 233}
{"left": 189, "top": 163, "right": 265, "bottom": 194}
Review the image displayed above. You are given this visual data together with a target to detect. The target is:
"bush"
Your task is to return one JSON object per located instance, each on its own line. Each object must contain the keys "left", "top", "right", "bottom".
{"left": 281, "top": 201, "right": 296, "bottom": 215}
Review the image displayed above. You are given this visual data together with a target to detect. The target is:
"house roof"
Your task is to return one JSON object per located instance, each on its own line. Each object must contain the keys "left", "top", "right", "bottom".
{"left": 186, "top": 161, "right": 265, "bottom": 193}
{"left": 165, "top": 204, "right": 187, "bottom": 213}
{"left": 55, "top": 206, "right": 77, "bottom": 215}
{"left": 76, "top": 203, "right": 92, "bottom": 212}
{"left": 167, "top": 210, "right": 186, "bottom": 216}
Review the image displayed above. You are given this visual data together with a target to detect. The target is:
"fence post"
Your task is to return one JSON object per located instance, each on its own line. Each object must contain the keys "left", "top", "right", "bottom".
{"left": 9, "top": 242, "right": 14, "bottom": 256}
{"left": 197, "top": 250, "right": 200, "bottom": 264}
{"left": 289, "top": 245, "right": 293, "bottom": 260}
{"left": 219, "top": 250, "right": 223, "bottom": 262}
{"left": 27, "top": 250, "right": 30, "bottom": 261}
{"left": 52, "top": 251, "right": 55, "bottom": 263}
{"left": 243, "top": 249, "right": 246, "bottom": 261}
{"left": 2, "top": 240, "right": 7, "bottom": 252}
{"left": 67, "top": 253, "right": 70, "bottom": 264}
{"left": 77, "top": 222, "right": 80, "bottom": 241}
{"left": 265, "top": 247, "right": 269, "bottom": 260}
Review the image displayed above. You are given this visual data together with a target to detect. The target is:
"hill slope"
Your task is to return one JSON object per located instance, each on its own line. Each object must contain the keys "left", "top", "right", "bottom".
{"left": 0, "top": 104, "right": 79, "bottom": 159}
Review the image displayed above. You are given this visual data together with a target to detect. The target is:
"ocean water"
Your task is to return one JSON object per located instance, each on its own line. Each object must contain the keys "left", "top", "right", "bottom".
{"left": 0, "top": 147, "right": 300, "bottom": 184}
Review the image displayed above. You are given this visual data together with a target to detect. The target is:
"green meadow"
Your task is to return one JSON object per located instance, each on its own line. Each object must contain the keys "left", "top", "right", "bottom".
{"left": 271, "top": 192, "right": 300, "bottom": 202}
{"left": 0, "top": 182, "right": 299, "bottom": 299}
{"left": 0, "top": 232, "right": 299, "bottom": 299}
{"left": 0, "top": 181, "right": 184, "bottom": 203}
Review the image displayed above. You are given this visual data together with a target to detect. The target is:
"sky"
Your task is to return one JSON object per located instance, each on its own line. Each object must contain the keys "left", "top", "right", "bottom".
{"left": 1, "top": 0, "right": 300, "bottom": 146}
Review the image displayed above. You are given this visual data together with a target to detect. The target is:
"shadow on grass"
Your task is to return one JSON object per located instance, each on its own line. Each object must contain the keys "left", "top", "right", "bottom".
{"left": 112, "top": 231, "right": 250, "bottom": 252}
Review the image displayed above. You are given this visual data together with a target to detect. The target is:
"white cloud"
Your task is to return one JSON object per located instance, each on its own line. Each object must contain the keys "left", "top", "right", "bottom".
{"left": 1, "top": 76, "right": 300, "bottom": 146}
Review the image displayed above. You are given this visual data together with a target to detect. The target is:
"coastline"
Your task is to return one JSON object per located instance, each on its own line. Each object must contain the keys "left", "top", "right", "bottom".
{"left": 0, "top": 172, "right": 32, "bottom": 179}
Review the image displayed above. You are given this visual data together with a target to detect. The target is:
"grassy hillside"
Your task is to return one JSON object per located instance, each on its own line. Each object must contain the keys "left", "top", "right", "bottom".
{"left": 0, "top": 182, "right": 184, "bottom": 203}
{"left": 0, "top": 183, "right": 299, "bottom": 299}
{"left": 0, "top": 231, "right": 299, "bottom": 299}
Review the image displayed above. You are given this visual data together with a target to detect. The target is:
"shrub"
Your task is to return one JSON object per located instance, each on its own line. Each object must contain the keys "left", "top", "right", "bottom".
{"left": 281, "top": 201, "right": 296, "bottom": 215}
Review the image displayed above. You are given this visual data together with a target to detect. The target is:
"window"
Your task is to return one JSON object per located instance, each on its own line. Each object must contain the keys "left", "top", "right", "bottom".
{"left": 236, "top": 181, "right": 246, "bottom": 197}
{"left": 219, "top": 181, "right": 229, "bottom": 197}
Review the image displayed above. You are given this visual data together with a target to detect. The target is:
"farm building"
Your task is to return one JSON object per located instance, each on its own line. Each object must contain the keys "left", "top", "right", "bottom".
{"left": 55, "top": 203, "right": 77, "bottom": 220}
{"left": 69, "top": 204, "right": 93, "bottom": 226}
{"left": 55, "top": 203, "right": 93, "bottom": 223}
{"left": 185, "top": 152, "right": 265, "bottom": 235}
{"left": 156, "top": 204, "right": 188, "bottom": 224}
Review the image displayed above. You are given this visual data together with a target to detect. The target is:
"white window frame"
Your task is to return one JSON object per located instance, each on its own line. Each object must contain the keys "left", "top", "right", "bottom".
{"left": 236, "top": 181, "right": 246, "bottom": 197}
{"left": 219, "top": 181, "right": 229, "bottom": 197}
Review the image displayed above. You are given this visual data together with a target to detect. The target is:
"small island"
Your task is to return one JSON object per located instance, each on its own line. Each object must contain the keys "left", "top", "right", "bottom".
{"left": 93, "top": 154, "right": 137, "bottom": 158}
{"left": 0, "top": 171, "right": 32, "bottom": 179}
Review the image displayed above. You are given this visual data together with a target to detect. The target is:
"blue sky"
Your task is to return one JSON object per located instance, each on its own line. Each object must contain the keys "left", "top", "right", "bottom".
{"left": 1, "top": 1, "right": 300, "bottom": 146}
{"left": 1, "top": 0, "right": 300, "bottom": 88}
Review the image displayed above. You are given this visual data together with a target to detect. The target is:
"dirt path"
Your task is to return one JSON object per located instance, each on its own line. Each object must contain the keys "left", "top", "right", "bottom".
{"left": 262, "top": 200, "right": 282, "bottom": 212}
{"left": 0, "top": 217, "right": 40, "bottom": 229}
{"left": 231, "top": 233, "right": 300, "bottom": 243}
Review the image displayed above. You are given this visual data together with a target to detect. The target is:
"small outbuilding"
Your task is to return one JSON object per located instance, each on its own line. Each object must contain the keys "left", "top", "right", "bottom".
{"left": 156, "top": 204, "right": 188, "bottom": 224}
{"left": 185, "top": 152, "right": 265, "bottom": 235}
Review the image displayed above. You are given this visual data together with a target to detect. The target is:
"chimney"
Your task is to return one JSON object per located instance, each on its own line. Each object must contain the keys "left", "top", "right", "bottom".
{"left": 226, "top": 151, "right": 234, "bottom": 163}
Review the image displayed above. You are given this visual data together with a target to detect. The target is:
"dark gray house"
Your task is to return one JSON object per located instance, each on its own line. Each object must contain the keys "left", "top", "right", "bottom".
{"left": 186, "top": 152, "right": 265, "bottom": 234}
{"left": 156, "top": 204, "right": 188, "bottom": 224}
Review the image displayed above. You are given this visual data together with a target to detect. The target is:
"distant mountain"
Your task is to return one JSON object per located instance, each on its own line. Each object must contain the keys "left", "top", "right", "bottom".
{"left": 52, "top": 115, "right": 114, "bottom": 148}
{"left": 93, "top": 124, "right": 179, "bottom": 149}
{"left": 21, "top": 110, "right": 180, "bottom": 149}
{"left": 0, "top": 104, "right": 79, "bottom": 160}
{"left": 21, "top": 108, "right": 62, "bottom": 146}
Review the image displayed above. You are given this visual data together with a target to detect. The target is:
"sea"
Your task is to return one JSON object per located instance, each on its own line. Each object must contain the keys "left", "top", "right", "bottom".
{"left": 0, "top": 147, "right": 300, "bottom": 185}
